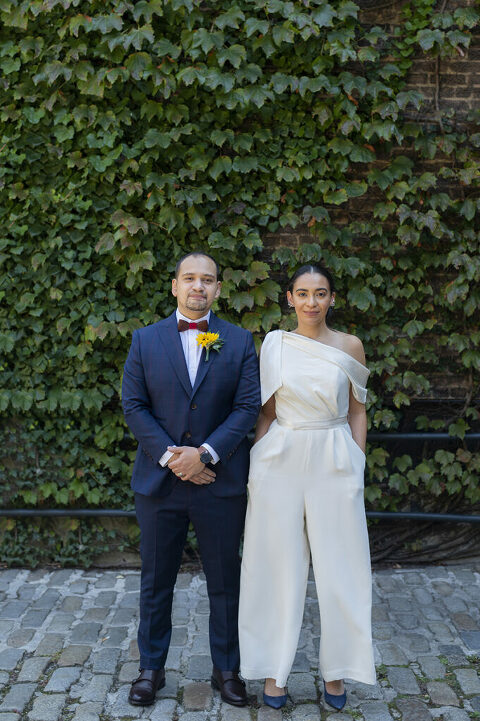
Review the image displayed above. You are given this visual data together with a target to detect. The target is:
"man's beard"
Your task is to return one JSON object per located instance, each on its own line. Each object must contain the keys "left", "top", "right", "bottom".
{"left": 186, "top": 296, "right": 207, "bottom": 310}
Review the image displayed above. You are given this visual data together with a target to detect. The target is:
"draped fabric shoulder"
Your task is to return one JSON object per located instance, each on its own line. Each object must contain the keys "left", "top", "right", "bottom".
{"left": 344, "top": 356, "right": 369, "bottom": 404}
{"left": 259, "top": 330, "right": 283, "bottom": 405}
{"left": 282, "top": 332, "right": 370, "bottom": 404}
{"left": 259, "top": 330, "right": 369, "bottom": 406}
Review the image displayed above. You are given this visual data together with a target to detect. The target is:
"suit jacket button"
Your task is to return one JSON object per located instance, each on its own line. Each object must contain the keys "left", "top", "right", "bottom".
{"left": 191, "top": 403, "right": 197, "bottom": 410}
{"left": 184, "top": 431, "right": 192, "bottom": 439}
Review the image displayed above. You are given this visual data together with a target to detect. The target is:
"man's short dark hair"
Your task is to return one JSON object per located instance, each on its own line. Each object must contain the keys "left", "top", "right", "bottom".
{"left": 175, "top": 251, "right": 220, "bottom": 279}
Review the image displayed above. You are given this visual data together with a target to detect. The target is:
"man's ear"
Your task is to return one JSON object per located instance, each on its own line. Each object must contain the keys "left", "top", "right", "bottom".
{"left": 215, "top": 281, "right": 221, "bottom": 299}
{"left": 172, "top": 279, "right": 178, "bottom": 297}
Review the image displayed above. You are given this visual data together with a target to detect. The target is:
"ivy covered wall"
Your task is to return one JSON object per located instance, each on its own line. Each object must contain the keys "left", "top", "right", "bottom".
{"left": 0, "top": 0, "right": 479, "bottom": 565}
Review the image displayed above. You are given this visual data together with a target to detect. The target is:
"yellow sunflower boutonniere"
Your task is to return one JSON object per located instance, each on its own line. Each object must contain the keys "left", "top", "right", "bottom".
{"left": 196, "top": 331, "right": 225, "bottom": 361}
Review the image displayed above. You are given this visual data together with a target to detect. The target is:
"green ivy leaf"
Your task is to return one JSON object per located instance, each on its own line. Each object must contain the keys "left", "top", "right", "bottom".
{"left": 244, "top": 18, "right": 269, "bottom": 37}
{"left": 129, "top": 251, "right": 155, "bottom": 274}
{"left": 417, "top": 28, "right": 444, "bottom": 51}
{"left": 276, "top": 166, "right": 300, "bottom": 182}
{"left": 448, "top": 419, "right": 469, "bottom": 440}
{"left": 461, "top": 350, "right": 480, "bottom": 370}
{"left": 209, "top": 155, "right": 232, "bottom": 180}
{"left": 350, "top": 145, "right": 375, "bottom": 162}
{"left": 231, "top": 291, "right": 254, "bottom": 312}
{"left": 272, "top": 24, "right": 294, "bottom": 46}
{"left": 144, "top": 128, "right": 171, "bottom": 149}
{"left": 338, "top": 1, "right": 358, "bottom": 20}
{"left": 403, "top": 319, "right": 425, "bottom": 338}
{"left": 343, "top": 181, "right": 367, "bottom": 198}
{"left": 347, "top": 285, "right": 376, "bottom": 311}
{"left": 158, "top": 205, "right": 183, "bottom": 233}
{"left": 217, "top": 44, "right": 246, "bottom": 69}
{"left": 396, "top": 90, "right": 423, "bottom": 110}
{"left": 215, "top": 6, "right": 245, "bottom": 30}
{"left": 357, "top": 46, "right": 379, "bottom": 63}
{"left": 211, "top": 129, "right": 234, "bottom": 147}
{"left": 232, "top": 156, "right": 258, "bottom": 173}
{"left": 91, "top": 14, "right": 123, "bottom": 34}
{"left": 393, "top": 391, "right": 411, "bottom": 409}
{"left": 125, "top": 52, "right": 153, "bottom": 79}
{"left": 459, "top": 198, "right": 476, "bottom": 221}
{"left": 77, "top": 74, "right": 104, "bottom": 97}
{"left": 323, "top": 188, "right": 348, "bottom": 205}
{"left": 312, "top": 5, "right": 335, "bottom": 27}
{"left": 187, "top": 206, "right": 205, "bottom": 229}
{"left": 244, "top": 261, "right": 270, "bottom": 283}
{"left": 0, "top": 56, "right": 20, "bottom": 73}
{"left": 242, "top": 311, "right": 262, "bottom": 332}
{"left": 207, "top": 232, "right": 236, "bottom": 250}
{"left": 134, "top": 0, "right": 165, "bottom": 22}
{"left": 453, "top": 7, "right": 480, "bottom": 29}
{"left": 123, "top": 24, "right": 154, "bottom": 51}
{"left": 328, "top": 138, "right": 353, "bottom": 156}
{"left": 261, "top": 304, "right": 281, "bottom": 331}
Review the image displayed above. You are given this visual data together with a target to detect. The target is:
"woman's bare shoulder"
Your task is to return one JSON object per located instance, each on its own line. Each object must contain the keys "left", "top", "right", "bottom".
{"left": 333, "top": 331, "right": 366, "bottom": 365}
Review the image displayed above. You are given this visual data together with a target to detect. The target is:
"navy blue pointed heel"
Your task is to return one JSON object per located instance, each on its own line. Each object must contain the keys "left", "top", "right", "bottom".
{"left": 323, "top": 681, "right": 346, "bottom": 710}
{"left": 263, "top": 687, "right": 288, "bottom": 709}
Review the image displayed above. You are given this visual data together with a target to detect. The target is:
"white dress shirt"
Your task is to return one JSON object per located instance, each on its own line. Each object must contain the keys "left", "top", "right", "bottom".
{"left": 159, "top": 309, "right": 219, "bottom": 467}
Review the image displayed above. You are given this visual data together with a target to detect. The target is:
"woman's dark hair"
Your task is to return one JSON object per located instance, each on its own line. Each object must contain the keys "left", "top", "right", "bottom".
{"left": 287, "top": 264, "right": 335, "bottom": 294}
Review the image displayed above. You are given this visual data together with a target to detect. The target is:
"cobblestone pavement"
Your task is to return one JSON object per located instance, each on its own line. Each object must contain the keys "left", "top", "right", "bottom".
{"left": 0, "top": 564, "right": 479, "bottom": 721}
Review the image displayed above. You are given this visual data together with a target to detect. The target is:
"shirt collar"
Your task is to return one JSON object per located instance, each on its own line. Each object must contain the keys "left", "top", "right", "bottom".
{"left": 176, "top": 309, "right": 211, "bottom": 324}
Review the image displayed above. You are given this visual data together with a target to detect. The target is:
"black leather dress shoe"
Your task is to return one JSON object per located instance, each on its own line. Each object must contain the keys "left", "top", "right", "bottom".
{"left": 211, "top": 668, "right": 248, "bottom": 707}
{"left": 128, "top": 668, "right": 165, "bottom": 706}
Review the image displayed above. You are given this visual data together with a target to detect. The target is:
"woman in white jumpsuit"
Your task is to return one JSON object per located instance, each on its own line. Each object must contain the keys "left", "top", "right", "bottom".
{"left": 239, "top": 265, "right": 376, "bottom": 711}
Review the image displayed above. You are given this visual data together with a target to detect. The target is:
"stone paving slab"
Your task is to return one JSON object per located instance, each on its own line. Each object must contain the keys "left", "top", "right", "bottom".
{"left": 0, "top": 564, "right": 478, "bottom": 720}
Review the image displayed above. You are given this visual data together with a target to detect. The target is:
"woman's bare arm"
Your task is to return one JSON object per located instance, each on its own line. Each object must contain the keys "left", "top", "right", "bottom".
{"left": 348, "top": 391, "right": 367, "bottom": 452}
{"left": 254, "top": 395, "right": 276, "bottom": 443}
{"left": 346, "top": 335, "right": 368, "bottom": 452}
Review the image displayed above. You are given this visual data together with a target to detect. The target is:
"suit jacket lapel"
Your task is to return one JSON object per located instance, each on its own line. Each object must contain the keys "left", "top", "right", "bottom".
{"left": 191, "top": 312, "right": 223, "bottom": 398}
{"left": 157, "top": 312, "right": 192, "bottom": 397}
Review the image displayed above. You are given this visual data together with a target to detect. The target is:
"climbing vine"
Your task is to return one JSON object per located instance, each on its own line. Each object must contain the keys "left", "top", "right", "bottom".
{"left": 0, "top": 0, "right": 479, "bottom": 564}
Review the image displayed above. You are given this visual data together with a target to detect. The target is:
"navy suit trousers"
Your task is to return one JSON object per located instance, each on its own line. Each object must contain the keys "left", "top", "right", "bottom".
{"left": 135, "top": 480, "right": 247, "bottom": 671}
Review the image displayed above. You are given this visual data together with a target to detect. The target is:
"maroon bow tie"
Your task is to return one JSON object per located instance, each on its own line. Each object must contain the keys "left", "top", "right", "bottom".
{"left": 178, "top": 319, "right": 208, "bottom": 332}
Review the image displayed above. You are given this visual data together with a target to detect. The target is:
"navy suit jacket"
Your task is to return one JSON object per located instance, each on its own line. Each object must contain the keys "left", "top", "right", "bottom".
{"left": 122, "top": 311, "right": 261, "bottom": 498}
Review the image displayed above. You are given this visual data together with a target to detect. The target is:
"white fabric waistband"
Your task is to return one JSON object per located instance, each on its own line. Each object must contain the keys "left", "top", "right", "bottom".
{"left": 276, "top": 416, "right": 348, "bottom": 430}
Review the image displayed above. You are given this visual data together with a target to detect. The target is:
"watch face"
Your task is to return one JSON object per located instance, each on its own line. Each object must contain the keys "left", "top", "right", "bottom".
{"left": 200, "top": 451, "right": 212, "bottom": 464}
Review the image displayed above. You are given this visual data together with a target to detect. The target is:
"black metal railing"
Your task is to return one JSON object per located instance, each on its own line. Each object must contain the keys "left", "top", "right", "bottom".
{"left": 1, "top": 432, "right": 478, "bottom": 523}
{"left": 0, "top": 509, "right": 478, "bottom": 523}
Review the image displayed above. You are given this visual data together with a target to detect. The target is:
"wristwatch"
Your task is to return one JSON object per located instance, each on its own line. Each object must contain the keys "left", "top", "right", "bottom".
{"left": 199, "top": 449, "right": 213, "bottom": 465}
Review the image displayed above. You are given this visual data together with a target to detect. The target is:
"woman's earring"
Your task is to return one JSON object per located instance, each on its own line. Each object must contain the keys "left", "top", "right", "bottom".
{"left": 288, "top": 302, "right": 294, "bottom": 308}
{"left": 327, "top": 299, "right": 335, "bottom": 322}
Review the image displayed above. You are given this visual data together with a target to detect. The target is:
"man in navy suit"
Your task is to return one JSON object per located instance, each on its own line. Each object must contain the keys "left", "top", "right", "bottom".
{"left": 122, "top": 252, "right": 261, "bottom": 707}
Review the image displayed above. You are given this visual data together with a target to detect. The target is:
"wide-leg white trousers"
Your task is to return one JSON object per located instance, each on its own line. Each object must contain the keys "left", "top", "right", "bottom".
{"left": 239, "top": 448, "right": 376, "bottom": 687}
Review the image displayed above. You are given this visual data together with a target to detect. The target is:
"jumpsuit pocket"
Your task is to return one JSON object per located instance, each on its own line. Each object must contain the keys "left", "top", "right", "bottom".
{"left": 345, "top": 431, "right": 366, "bottom": 478}
{"left": 344, "top": 428, "right": 365, "bottom": 458}
{"left": 351, "top": 437, "right": 366, "bottom": 458}
{"left": 249, "top": 421, "right": 285, "bottom": 485}
{"left": 249, "top": 419, "right": 281, "bottom": 460}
